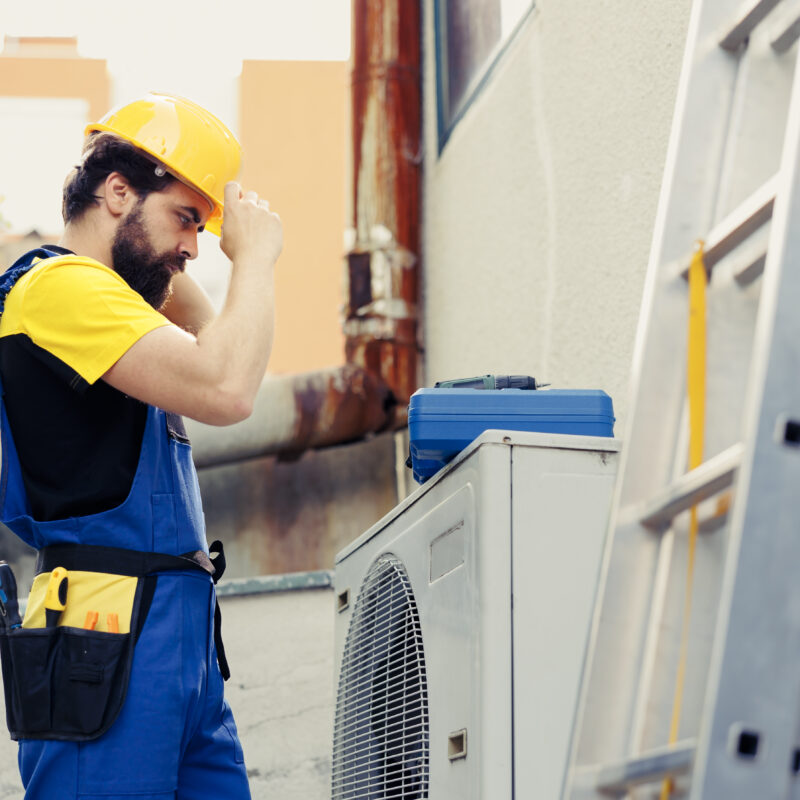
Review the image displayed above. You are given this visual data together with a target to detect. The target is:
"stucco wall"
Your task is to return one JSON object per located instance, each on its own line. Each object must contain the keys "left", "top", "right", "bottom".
{"left": 421, "top": 0, "right": 692, "bottom": 435}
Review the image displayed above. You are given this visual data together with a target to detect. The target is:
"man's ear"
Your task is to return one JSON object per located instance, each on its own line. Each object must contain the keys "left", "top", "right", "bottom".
{"left": 103, "top": 172, "right": 137, "bottom": 218}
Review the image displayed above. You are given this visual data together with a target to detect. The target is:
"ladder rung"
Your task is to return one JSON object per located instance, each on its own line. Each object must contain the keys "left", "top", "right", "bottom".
{"left": 698, "top": 493, "right": 732, "bottom": 532}
{"left": 771, "top": 12, "right": 800, "bottom": 52}
{"left": 734, "top": 250, "right": 766, "bottom": 286}
{"left": 635, "top": 443, "right": 744, "bottom": 531}
{"left": 719, "top": 0, "right": 783, "bottom": 51}
{"left": 679, "top": 175, "right": 777, "bottom": 279}
{"left": 571, "top": 740, "right": 696, "bottom": 796}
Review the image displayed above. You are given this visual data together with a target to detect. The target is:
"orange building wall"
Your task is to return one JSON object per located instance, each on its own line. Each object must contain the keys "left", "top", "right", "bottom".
{"left": 0, "top": 38, "right": 108, "bottom": 122}
{"left": 240, "top": 60, "right": 347, "bottom": 374}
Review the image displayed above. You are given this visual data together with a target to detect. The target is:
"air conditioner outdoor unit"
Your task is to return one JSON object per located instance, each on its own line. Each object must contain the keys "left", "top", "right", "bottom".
{"left": 331, "top": 429, "right": 620, "bottom": 799}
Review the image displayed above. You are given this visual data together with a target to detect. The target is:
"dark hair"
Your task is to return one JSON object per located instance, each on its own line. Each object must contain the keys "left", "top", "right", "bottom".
{"left": 62, "top": 132, "right": 175, "bottom": 224}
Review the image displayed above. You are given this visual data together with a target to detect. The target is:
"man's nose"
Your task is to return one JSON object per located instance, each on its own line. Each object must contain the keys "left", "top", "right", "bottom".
{"left": 179, "top": 231, "right": 199, "bottom": 260}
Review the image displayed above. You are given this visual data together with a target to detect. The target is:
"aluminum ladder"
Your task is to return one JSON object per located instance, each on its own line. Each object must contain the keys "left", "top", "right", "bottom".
{"left": 562, "top": 1, "right": 800, "bottom": 797}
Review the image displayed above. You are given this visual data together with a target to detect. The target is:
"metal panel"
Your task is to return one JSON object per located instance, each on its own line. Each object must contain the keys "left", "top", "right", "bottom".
{"left": 511, "top": 443, "right": 620, "bottom": 799}
{"left": 333, "top": 448, "right": 492, "bottom": 800}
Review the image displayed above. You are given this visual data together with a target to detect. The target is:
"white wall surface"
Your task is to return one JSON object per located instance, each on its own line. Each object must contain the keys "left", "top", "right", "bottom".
{"left": 0, "top": 588, "right": 335, "bottom": 800}
{"left": 0, "top": 97, "right": 89, "bottom": 236}
{"left": 422, "top": 0, "right": 693, "bottom": 435}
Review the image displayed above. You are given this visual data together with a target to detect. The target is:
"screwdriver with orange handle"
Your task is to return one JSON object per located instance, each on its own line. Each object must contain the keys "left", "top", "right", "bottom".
{"left": 83, "top": 610, "right": 119, "bottom": 632}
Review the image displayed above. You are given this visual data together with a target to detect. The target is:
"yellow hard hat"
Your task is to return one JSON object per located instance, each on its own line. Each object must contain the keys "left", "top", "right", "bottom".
{"left": 86, "top": 92, "right": 241, "bottom": 236}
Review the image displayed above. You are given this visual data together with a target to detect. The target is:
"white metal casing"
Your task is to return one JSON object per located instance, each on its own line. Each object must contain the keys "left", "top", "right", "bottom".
{"left": 333, "top": 430, "right": 620, "bottom": 798}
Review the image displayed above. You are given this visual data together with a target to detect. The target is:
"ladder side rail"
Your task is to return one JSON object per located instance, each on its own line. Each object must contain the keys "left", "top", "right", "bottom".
{"left": 690, "top": 46, "right": 800, "bottom": 798}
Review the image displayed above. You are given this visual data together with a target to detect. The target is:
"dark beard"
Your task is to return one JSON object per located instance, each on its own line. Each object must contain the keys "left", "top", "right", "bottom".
{"left": 111, "top": 203, "right": 185, "bottom": 309}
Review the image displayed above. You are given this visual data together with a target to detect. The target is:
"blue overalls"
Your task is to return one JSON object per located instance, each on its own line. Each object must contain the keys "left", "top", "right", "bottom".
{"left": 0, "top": 251, "right": 251, "bottom": 799}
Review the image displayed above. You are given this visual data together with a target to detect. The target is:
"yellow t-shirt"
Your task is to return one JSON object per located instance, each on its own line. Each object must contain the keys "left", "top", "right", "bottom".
{"left": 0, "top": 255, "right": 171, "bottom": 384}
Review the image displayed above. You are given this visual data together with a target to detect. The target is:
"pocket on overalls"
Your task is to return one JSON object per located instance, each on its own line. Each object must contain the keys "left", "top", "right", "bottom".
{"left": 152, "top": 493, "right": 178, "bottom": 553}
{"left": 0, "top": 571, "right": 146, "bottom": 741}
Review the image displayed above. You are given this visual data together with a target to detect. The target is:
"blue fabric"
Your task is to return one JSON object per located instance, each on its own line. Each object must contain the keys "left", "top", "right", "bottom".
{"left": 0, "top": 251, "right": 250, "bottom": 799}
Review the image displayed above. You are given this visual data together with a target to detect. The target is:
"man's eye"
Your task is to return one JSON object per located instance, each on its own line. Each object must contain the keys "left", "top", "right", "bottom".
{"left": 178, "top": 214, "right": 190, "bottom": 226}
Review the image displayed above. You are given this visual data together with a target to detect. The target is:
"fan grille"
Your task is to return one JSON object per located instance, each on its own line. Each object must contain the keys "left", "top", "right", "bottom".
{"left": 332, "top": 554, "right": 429, "bottom": 799}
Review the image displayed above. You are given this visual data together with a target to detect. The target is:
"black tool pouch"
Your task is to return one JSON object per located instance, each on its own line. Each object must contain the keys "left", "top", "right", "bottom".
{"left": 0, "top": 540, "right": 227, "bottom": 742}
{"left": 0, "top": 584, "right": 142, "bottom": 741}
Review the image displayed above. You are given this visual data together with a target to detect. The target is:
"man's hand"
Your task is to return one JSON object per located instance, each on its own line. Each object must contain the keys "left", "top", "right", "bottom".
{"left": 220, "top": 183, "right": 283, "bottom": 267}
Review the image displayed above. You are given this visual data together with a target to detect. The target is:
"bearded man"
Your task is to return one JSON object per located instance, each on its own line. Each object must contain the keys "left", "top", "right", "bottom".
{"left": 0, "top": 93, "right": 282, "bottom": 800}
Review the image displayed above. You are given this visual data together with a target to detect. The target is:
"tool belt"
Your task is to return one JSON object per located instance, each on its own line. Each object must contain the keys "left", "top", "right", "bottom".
{"left": 0, "top": 540, "right": 229, "bottom": 742}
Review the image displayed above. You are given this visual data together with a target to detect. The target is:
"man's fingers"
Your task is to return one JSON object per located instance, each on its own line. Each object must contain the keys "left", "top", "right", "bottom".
{"left": 225, "top": 182, "right": 242, "bottom": 204}
{"left": 224, "top": 182, "right": 273, "bottom": 211}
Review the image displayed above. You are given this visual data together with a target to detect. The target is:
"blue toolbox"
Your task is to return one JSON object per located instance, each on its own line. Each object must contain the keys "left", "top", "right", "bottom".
{"left": 408, "top": 384, "right": 615, "bottom": 483}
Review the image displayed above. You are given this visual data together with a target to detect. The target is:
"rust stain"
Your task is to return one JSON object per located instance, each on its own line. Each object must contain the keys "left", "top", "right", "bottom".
{"left": 285, "top": 365, "right": 396, "bottom": 458}
{"left": 347, "top": 0, "right": 422, "bottom": 408}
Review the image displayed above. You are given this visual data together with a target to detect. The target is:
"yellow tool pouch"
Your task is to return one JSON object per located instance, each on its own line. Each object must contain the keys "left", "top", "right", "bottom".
{"left": 0, "top": 541, "right": 225, "bottom": 742}
{"left": 24, "top": 571, "right": 137, "bottom": 632}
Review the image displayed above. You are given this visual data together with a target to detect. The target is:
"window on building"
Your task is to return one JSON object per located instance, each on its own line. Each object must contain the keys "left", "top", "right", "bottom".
{"left": 436, "top": 0, "right": 535, "bottom": 148}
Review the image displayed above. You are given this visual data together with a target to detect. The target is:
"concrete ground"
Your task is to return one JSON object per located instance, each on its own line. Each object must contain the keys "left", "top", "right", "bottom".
{"left": 0, "top": 586, "right": 336, "bottom": 800}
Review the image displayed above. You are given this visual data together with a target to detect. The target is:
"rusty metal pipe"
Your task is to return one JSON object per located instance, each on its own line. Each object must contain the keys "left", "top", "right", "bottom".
{"left": 190, "top": 0, "right": 420, "bottom": 467}
{"left": 186, "top": 366, "right": 396, "bottom": 468}
{"left": 345, "top": 0, "right": 422, "bottom": 416}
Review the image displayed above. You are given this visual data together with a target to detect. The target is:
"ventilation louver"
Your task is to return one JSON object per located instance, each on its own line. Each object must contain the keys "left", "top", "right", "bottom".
{"left": 332, "top": 554, "right": 429, "bottom": 799}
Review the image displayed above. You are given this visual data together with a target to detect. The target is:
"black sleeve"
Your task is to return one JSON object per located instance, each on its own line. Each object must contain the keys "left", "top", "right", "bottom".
{"left": 9, "top": 334, "right": 90, "bottom": 394}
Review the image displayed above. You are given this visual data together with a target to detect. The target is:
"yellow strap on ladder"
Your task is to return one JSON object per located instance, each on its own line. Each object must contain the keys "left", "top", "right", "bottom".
{"left": 660, "top": 241, "right": 706, "bottom": 800}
